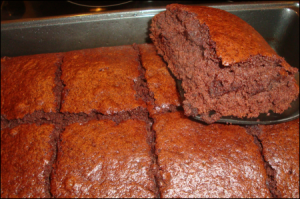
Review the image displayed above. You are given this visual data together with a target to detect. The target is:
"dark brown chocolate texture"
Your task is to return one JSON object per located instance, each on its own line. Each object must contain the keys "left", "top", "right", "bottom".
{"left": 1, "top": 53, "right": 63, "bottom": 120}
{"left": 51, "top": 119, "right": 157, "bottom": 198}
{"left": 1, "top": 17, "right": 299, "bottom": 197}
{"left": 258, "top": 119, "right": 299, "bottom": 198}
{"left": 150, "top": 4, "right": 299, "bottom": 123}
{"left": 153, "top": 111, "right": 271, "bottom": 198}
{"left": 137, "top": 44, "right": 181, "bottom": 116}
{"left": 1, "top": 124, "right": 58, "bottom": 198}
{"left": 60, "top": 45, "right": 146, "bottom": 115}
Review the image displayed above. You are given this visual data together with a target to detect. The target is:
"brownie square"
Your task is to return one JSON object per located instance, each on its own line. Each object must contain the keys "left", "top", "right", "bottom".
{"left": 51, "top": 119, "right": 157, "bottom": 198}
{"left": 138, "top": 44, "right": 181, "bottom": 116}
{"left": 1, "top": 53, "right": 63, "bottom": 120}
{"left": 1, "top": 124, "right": 57, "bottom": 198}
{"left": 258, "top": 119, "right": 299, "bottom": 198}
{"left": 60, "top": 45, "right": 146, "bottom": 115}
{"left": 153, "top": 111, "right": 271, "bottom": 198}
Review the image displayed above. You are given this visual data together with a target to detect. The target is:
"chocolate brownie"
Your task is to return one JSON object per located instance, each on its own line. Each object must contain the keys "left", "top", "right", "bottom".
{"left": 51, "top": 119, "right": 158, "bottom": 198}
{"left": 1, "top": 124, "right": 58, "bottom": 198}
{"left": 1, "top": 53, "right": 63, "bottom": 120}
{"left": 137, "top": 44, "right": 181, "bottom": 116}
{"left": 60, "top": 45, "right": 147, "bottom": 115}
{"left": 150, "top": 4, "right": 299, "bottom": 123}
{"left": 255, "top": 119, "right": 299, "bottom": 198}
{"left": 153, "top": 111, "right": 271, "bottom": 198}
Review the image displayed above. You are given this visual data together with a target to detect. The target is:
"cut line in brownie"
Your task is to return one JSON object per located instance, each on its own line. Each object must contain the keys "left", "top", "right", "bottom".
{"left": 1, "top": 106, "right": 150, "bottom": 131}
{"left": 150, "top": 4, "right": 299, "bottom": 123}
{"left": 60, "top": 45, "right": 147, "bottom": 115}
{"left": 1, "top": 53, "right": 64, "bottom": 120}
{"left": 245, "top": 125, "right": 280, "bottom": 198}
{"left": 152, "top": 111, "right": 271, "bottom": 198}
{"left": 1, "top": 123, "right": 59, "bottom": 198}
{"left": 136, "top": 43, "right": 181, "bottom": 116}
{"left": 51, "top": 119, "right": 158, "bottom": 198}
{"left": 63, "top": 106, "right": 150, "bottom": 128}
{"left": 132, "top": 44, "right": 154, "bottom": 107}
{"left": 248, "top": 119, "right": 299, "bottom": 198}
{"left": 0, "top": 111, "right": 64, "bottom": 130}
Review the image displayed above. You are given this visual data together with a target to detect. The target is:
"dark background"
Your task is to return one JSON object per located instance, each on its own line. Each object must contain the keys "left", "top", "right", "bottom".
{"left": 1, "top": 1, "right": 258, "bottom": 21}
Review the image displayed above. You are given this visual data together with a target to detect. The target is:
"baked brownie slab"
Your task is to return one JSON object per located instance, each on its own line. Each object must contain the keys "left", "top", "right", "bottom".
{"left": 60, "top": 45, "right": 146, "bottom": 115}
{"left": 1, "top": 53, "right": 63, "bottom": 120}
{"left": 1, "top": 124, "right": 58, "bottom": 198}
{"left": 257, "top": 119, "right": 299, "bottom": 198}
{"left": 137, "top": 44, "right": 181, "bottom": 116}
{"left": 153, "top": 111, "right": 271, "bottom": 198}
{"left": 150, "top": 4, "right": 299, "bottom": 123}
{"left": 51, "top": 119, "right": 157, "bottom": 198}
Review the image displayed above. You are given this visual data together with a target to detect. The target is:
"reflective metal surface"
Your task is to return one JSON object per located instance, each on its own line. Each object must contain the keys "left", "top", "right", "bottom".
{"left": 1, "top": 2, "right": 299, "bottom": 58}
{"left": 67, "top": 1, "right": 133, "bottom": 8}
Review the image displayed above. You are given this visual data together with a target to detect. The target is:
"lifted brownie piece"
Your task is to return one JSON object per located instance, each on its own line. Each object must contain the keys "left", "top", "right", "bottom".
{"left": 60, "top": 45, "right": 146, "bottom": 115}
{"left": 51, "top": 119, "right": 157, "bottom": 198}
{"left": 1, "top": 124, "right": 58, "bottom": 198}
{"left": 257, "top": 119, "right": 299, "bottom": 198}
{"left": 153, "top": 111, "right": 271, "bottom": 198}
{"left": 150, "top": 4, "right": 299, "bottom": 123}
{"left": 1, "top": 53, "right": 63, "bottom": 120}
{"left": 137, "top": 44, "right": 181, "bottom": 116}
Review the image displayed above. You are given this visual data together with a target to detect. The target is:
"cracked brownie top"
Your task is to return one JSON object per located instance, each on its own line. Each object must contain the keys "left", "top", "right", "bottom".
{"left": 153, "top": 111, "right": 271, "bottom": 198}
{"left": 1, "top": 123, "right": 57, "bottom": 198}
{"left": 1, "top": 53, "right": 64, "bottom": 120}
{"left": 60, "top": 45, "right": 146, "bottom": 115}
{"left": 51, "top": 119, "right": 157, "bottom": 198}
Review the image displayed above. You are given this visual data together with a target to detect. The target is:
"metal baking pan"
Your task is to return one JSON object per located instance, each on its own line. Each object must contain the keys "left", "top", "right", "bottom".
{"left": 1, "top": 1, "right": 299, "bottom": 124}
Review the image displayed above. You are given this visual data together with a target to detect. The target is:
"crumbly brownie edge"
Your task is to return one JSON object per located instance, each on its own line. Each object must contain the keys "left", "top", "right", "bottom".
{"left": 132, "top": 44, "right": 153, "bottom": 105}
{"left": 53, "top": 54, "right": 64, "bottom": 112}
{"left": 1, "top": 103, "right": 151, "bottom": 130}
{"left": 146, "top": 117, "right": 161, "bottom": 198}
{"left": 132, "top": 43, "right": 161, "bottom": 197}
{"left": 45, "top": 127, "right": 61, "bottom": 198}
{"left": 245, "top": 125, "right": 281, "bottom": 198}
{"left": 134, "top": 43, "right": 181, "bottom": 115}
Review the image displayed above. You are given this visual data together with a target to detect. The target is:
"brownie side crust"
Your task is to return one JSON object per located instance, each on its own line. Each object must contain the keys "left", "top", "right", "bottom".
{"left": 51, "top": 119, "right": 158, "bottom": 198}
{"left": 1, "top": 124, "right": 58, "bottom": 198}
{"left": 150, "top": 4, "right": 299, "bottom": 123}
{"left": 152, "top": 111, "right": 271, "bottom": 198}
